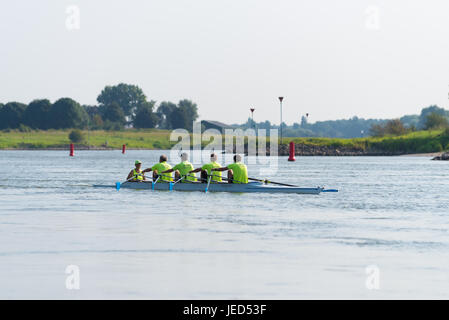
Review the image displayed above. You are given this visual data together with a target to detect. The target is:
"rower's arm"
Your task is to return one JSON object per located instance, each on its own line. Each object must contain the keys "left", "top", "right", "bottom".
{"left": 189, "top": 168, "right": 202, "bottom": 173}
{"left": 127, "top": 170, "right": 134, "bottom": 180}
{"left": 162, "top": 168, "right": 174, "bottom": 174}
{"left": 212, "top": 167, "right": 229, "bottom": 172}
{"left": 142, "top": 168, "right": 152, "bottom": 173}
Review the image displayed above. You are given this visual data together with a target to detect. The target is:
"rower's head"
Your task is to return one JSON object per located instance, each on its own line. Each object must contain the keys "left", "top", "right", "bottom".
{"left": 159, "top": 155, "right": 168, "bottom": 163}
{"left": 210, "top": 153, "right": 217, "bottom": 162}
{"left": 135, "top": 160, "right": 142, "bottom": 169}
{"left": 180, "top": 152, "right": 189, "bottom": 161}
{"left": 234, "top": 154, "right": 242, "bottom": 162}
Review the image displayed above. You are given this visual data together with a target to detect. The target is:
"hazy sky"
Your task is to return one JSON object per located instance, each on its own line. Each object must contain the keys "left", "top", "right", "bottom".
{"left": 1, "top": 0, "right": 449, "bottom": 124}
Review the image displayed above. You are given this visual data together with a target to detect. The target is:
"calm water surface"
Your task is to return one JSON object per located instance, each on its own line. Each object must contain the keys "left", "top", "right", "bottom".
{"left": 0, "top": 150, "right": 448, "bottom": 299}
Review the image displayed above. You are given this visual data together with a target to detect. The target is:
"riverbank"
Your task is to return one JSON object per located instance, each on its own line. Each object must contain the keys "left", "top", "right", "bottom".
{"left": 278, "top": 129, "right": 449, "bottom": 156}
{"left": 0, "top": 129, "right": 175, "bottom": 150}
{"left": 1, "top": 128, "right": 448, "bottom": 156}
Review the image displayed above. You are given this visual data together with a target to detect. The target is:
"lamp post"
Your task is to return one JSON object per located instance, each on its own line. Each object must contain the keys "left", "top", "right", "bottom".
{"left": 278, "top": 97, "right": 284, "bottom": 144}
{"left": 250, "top": 108, "right": 255, "bottom": 129}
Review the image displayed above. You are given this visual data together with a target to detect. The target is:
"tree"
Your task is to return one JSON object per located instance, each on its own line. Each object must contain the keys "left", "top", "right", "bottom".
{"left": 169, "top": 107, "right": 188, "bottom": 129}
{"left": 384, "top": 119, "right": 408, "bottom": 136}
{"left": 156, "top": 101, "right": 177, "bottom": 129}
{"left": 369, "top": 123, "right": 386, "bottom": 137}
{"left": 178, "top": 99, "right": 199, "bottom": 131}
{"left": 133, "top": 102, "right": 158, "bottom": 129}
{"left": 400, "top": 114, "right": 419, "bottom": 128}
{"left": 101, "top": 102, "right": 126, "bottom": 125}
{"left": 418, "top": 105, "right": 449, "bottom": 129}
{"left": 369, "top": 119, "right": 408, "bottom": 137}
{"left": 49, "top": 98, "right": 88, "bottom": 129}
{"left": 83, "top": 105, "right": 100, "bottom": 118}
{"left": 97, "top": 83, "right": 147, "bottom": 117}
{"left": 425, "top": 112, "right": 449, "bottom": 130}
{"left": 91, "top": 114, "right": 104, "bottom": 129}
{"left": 259, "top": 120, "right": 272, "bottom": 130}
{"left": 0, "top": 102, "right": 27, "bottom": 129}
{"left": 23, "top": 99, "right": 52, "bottom": 129}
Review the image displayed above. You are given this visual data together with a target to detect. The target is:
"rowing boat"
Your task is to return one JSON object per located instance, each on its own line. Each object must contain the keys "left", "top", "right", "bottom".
{"left": 93, "top": 181, "right": 338, "bottom": 194}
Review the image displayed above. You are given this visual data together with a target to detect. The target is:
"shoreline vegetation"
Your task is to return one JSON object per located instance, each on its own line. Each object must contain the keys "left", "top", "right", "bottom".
{"left": 0, "top": 128, "right": 448, "bottom": 156}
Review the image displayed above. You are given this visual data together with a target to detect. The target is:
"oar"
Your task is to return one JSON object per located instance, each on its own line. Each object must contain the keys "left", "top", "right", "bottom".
{"left": 170, "top": 175, "right": 185, "bottom": 190}
{"left": 248, "top": 177, "right": 298, "bottom": 187}
{"left": 205, "top": 175, "right": 212, "bottom": 193}
{"left": 173, "top": 176, "right": 185, "bottom": 185}
{"left": 152, "top": 175, "right": 160, "bottom": 190}
{"left": 116, "top": 174, "right": 146, "bottom": 190}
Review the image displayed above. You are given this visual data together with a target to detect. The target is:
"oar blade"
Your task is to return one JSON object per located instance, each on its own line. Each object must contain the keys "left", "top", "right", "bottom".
{"left": 205, "top": 175, "right": 212, "bottom": 193}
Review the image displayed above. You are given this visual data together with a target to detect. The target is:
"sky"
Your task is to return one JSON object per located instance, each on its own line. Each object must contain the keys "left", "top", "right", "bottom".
{"left": 1, "top": 0, "right": 449, "bottom": 125}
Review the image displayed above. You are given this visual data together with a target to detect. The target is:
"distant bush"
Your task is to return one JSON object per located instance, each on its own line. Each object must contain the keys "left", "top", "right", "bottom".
{"left": 153, "top": 141, "right": 162, "bottom": 149}
{"left": 424, "top": 113, "right": 449, "bottom": 130}
{"left": 18, "top": 124, "right": 32, "bottom": 132}
{"left": 68, "top": 129, "right": 85, "bottom": 143}
{"left": 369, "top": 119, "right": 409, "bottom": 137}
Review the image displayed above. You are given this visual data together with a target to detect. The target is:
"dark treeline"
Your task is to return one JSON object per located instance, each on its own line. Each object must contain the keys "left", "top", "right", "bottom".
{"left": 0, "top": 83, "right": 199, "bottom": 132}
{"left": 237, "top": 105, "right": 449, "bottom": 138}
{"left": 2, "top": 83, "right": 449, "bottom": 139}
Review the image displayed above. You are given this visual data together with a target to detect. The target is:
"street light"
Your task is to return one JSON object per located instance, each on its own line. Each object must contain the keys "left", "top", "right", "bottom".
{"left": 250, "top": 108, "right": 255, "bottom": 129}
{"left": 278, "top": 97, "right": 284, "bottom": 144}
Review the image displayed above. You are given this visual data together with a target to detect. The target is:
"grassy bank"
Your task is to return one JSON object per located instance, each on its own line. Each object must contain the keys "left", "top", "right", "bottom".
{"left": 0, "top": 129, "right": 448, "bottom": 154}
{"left": 290, "top": 129, "right": 449, "bottom": 154}
{"left": 0, "top": 129, "right": 175, "bottom": 149}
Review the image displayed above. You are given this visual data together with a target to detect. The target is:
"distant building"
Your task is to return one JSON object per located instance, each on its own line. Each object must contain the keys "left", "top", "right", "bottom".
{"left": 201, "top": 120, "right": 234, "bottom": 133}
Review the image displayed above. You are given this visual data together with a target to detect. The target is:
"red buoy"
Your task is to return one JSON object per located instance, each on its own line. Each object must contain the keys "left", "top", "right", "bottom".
{"left": 122, "top": 144, "right": 126, "bottom": 154}
{"left": 288, "top": 141, "right": 296, "bottom": 161}
{"left": 69, "top": 143, "right": 74, "bottom": 157}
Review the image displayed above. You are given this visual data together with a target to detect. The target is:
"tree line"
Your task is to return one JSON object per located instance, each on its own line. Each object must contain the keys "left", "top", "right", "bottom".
{"left": 237, "top": 105, "right": 449, "bottom": 138}
{"left": 369, "top": 106, "right": 449, "bottom": 137}
{"left": 0, "top": 83, "right": 199, "bottom": 132}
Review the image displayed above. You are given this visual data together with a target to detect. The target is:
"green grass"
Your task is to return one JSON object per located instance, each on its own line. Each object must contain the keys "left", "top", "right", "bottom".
{"left": 0, "top": 128, "right": 448, "bottom": 154}
{"left": 0, "top": 129, "right": 175, "bottom": 149}
{"left": 289, "top": 129, "right": 449, "bottom": 153}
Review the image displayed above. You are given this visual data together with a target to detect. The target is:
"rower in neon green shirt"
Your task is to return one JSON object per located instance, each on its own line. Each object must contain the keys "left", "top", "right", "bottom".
{"left": 126, "top": 160, "right": 146, "bottom": 182}
{"left": 142, "top": 155, "right": 173, "bottom": 182}
{"left": 190, "top": 153, "right": 222, "bottom": 183}
{"left": 161, "top": 152, "right": 197, "bottom": 182}
{"left": 212, "top": 154, "right": 248, "bottom": 184}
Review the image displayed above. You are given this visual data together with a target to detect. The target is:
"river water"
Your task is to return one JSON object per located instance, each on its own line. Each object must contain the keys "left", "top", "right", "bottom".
{"left": 0, "top": 150, "right": 448, "bottom": 299}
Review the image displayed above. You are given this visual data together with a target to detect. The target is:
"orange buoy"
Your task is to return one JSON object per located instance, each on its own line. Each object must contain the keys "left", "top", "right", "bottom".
{"left": 288, "top": 141, "right": 296, "bottom": 161}
{"left": 122, "top": 144, "right": 126, "bottom": 154}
